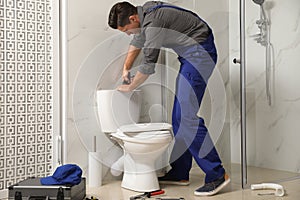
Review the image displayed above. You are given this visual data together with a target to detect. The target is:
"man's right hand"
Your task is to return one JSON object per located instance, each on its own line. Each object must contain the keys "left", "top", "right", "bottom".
{"left": 122, "top": 69, "right": 131, "bottom": 84}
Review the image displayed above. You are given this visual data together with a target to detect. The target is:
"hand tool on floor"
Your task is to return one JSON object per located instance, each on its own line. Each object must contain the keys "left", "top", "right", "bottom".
{"left": 85, "top": 196, "right": 99, "bottom": 200}
{"left": 130, "top": 189, "right": 165, "bottom": 200}
{"left": 155, "top": 198, "right": 185, "bottom": 200}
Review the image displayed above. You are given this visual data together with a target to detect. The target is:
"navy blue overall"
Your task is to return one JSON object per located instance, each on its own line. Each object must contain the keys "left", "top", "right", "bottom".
{"left": 146, "top": 4, "right": 225, "bottom": 183}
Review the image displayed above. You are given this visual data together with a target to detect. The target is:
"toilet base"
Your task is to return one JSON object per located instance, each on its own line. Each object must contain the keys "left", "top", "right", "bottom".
{"left": 122, "top": 170, "right": 160, "bottom": 192}
{"left": 120, "top": 153, "right": 161, "bottom": 192}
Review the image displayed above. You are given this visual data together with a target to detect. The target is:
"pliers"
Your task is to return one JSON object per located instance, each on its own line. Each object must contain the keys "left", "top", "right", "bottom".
{"left": 130, "top": 189, "right": 165, "bottom": 200}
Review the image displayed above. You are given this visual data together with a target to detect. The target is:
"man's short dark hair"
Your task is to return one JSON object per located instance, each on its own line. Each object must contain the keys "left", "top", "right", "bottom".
{"left": 108, "top": 2, "right": 137, "bottom": 29}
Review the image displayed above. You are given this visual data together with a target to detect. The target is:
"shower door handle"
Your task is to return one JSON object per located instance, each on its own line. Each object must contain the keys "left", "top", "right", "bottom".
{"left": 233, "top": 58, "right": 241, "bottom": 64}
{"left": 56, "top": 136, "right": 62, "bottom": 165}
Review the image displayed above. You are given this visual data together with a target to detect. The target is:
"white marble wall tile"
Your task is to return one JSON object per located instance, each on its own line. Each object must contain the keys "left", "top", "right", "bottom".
{"left": 67, "top": 0, "right": 123, "bottom": 175}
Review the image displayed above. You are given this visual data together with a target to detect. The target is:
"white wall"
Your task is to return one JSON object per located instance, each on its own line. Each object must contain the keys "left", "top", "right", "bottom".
{"left": 230, "top": 0, "right": 300, "bottom": 173}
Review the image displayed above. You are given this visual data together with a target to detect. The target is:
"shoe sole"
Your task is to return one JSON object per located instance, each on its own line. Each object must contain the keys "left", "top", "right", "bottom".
{"left": 159, "top": 180, "right": 190, "bottom": 186}
{"left": 194, "top": 177, "right": 231, "bottom": 196}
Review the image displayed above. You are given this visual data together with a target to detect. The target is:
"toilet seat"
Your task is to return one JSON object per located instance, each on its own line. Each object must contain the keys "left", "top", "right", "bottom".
{"left": 111, "top": 130, "right": 172, "bottom": 144}
{"left": 119, "top": 123, "right": 172, "bottom": 132}
{"left": 111, "top": 123, "right": 173, "bottom": 144}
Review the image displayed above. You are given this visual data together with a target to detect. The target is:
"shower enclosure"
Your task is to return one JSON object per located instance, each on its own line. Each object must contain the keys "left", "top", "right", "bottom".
{"left": 233, "top": 0, "right": 300, "bottom": 187}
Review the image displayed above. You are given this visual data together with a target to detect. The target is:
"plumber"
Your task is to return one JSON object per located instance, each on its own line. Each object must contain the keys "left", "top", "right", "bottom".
{"left": 107, "top": 1, "right": 230, "bottom": 196}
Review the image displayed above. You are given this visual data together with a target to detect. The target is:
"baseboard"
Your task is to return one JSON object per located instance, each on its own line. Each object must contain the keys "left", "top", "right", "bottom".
{"left": 0, "top": 189, "right": 8, "bottom": 199}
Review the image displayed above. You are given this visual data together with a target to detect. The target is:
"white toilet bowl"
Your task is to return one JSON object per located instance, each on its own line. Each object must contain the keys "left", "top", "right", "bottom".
{"left": 111, "top": 123, "right": 173, "bottom": 192}
{"left": 97, "top": 90, "right": 173, "bottom": 192}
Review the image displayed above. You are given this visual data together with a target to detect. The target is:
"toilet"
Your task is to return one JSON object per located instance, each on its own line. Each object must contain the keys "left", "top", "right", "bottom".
{"left": 96, "top": 90, "right": 173, "bottom": 192}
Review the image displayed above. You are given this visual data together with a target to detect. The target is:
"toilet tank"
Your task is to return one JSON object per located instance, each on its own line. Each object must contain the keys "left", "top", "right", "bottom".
{"left": 97, "top": 90, "right": 142, "bottom": 133}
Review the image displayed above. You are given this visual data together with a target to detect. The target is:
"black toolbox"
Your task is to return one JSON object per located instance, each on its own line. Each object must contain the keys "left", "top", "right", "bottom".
{"left": 8, "top": 177, "right": 86, "bottom": 200}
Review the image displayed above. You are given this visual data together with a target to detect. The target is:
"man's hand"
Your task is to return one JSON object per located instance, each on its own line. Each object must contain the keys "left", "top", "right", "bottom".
{"left": 122, "top": 69, "right": 131, "bottom": 84}
{"left": 117, "top": 71, "right": 150, "bottom": 92}
{"left": 117, "top": 84, "right": 133, "bottom": 92}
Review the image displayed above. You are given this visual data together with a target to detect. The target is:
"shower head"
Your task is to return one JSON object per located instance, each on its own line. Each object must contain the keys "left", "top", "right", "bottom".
{"left": 253, "top": 0, "right": 265, "bottom": 5}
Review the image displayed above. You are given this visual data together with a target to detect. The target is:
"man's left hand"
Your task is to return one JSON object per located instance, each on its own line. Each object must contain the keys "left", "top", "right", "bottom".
{"left": 117, "top": 84, "right": 133, "bottom": 92}
{"left": 117, "top": 71, "right": 150, "bottom": 92}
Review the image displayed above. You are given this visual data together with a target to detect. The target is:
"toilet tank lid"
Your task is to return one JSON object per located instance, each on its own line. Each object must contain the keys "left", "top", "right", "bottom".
{"left": 119, "top": 123, "right": 172, "bottom": 132}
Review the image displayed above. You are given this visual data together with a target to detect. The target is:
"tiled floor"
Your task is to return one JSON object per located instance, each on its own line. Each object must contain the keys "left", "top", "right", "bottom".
{"left": 87, "top": 164, "right": 300, "bottom": 200}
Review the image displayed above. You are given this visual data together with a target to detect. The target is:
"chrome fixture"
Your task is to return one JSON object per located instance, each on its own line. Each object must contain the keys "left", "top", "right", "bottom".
{"left": 252, "top": 0, "right": 273, "bottom": 106}
{"left": 233, "top": 0, "right": 247, "bottom": 188}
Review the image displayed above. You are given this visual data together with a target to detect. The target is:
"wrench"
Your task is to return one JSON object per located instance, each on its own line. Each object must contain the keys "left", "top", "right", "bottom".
{"left": 130, "top": 190, "right": 165, "bottom": 200}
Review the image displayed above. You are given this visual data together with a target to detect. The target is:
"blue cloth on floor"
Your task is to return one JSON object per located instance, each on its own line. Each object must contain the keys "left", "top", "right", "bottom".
{"left": 41, "top": 164, "right": 82, "bottom": 186}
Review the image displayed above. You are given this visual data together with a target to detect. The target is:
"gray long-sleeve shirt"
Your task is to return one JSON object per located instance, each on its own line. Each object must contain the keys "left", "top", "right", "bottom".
{"left": 130, "top": 1, "right": 211, "bottom": 74}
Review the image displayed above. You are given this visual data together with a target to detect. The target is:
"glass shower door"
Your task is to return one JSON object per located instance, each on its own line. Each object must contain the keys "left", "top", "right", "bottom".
{"left": 238, "top": 0, "right": 300, "bottom": 188}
